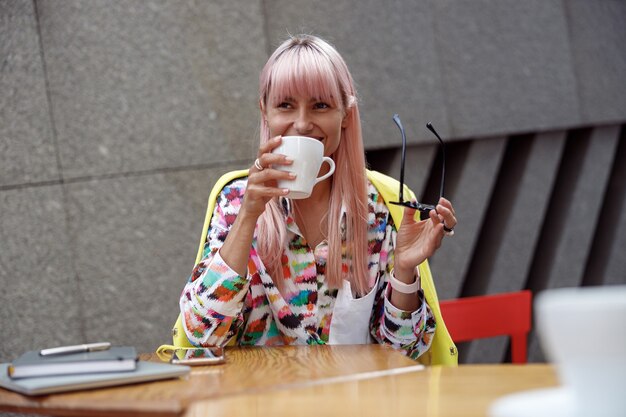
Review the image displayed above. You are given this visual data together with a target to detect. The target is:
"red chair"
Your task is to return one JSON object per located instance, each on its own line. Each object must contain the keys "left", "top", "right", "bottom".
{"left": 439, "top": 290, "right": 532, "bottom": 364}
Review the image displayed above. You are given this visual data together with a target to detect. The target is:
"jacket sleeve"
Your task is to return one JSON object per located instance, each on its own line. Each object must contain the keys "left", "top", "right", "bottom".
{"left": 369, "top": 206, "right": 436, "bottom": 360}
{"left": 370, "top": 279, "right": 436, "bottom": 360}
{"left": 179, "top": 179, "right": 250, "bottom": 346}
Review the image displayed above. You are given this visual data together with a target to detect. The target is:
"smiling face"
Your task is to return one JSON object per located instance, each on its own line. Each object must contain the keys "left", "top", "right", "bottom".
{"left": 263, "top": 93, "right": 346, "bottom": 157}
{"left": 259, "top": 38, "right": 352, "bottom": 159}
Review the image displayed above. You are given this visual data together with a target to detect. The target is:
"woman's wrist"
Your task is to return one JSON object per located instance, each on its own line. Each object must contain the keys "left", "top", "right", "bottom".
{"left": 393, "top": 265, "right": 418, "bottom": 284}
{"left": 390, "top": 267, "right": 421, "bottom": 294}
{"left": 238, "top": 204, "right": 264, "bottom": 224}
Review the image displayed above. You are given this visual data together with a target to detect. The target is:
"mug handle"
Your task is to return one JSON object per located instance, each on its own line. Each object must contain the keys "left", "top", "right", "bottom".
{"left": 315, "top": 157, "right": 336, "bottom": 183}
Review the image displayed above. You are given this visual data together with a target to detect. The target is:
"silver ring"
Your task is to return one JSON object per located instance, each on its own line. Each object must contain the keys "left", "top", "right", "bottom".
{"left": 254, "top": 158, "right": 264, "bottom": 171}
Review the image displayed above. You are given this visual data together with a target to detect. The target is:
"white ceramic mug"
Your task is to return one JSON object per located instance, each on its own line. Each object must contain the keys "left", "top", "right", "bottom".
{"left": 536, "top": 285, "right": 626, "bottom": 417}
{"left": 272, "top": 136, "right": 335, "bottom": 199}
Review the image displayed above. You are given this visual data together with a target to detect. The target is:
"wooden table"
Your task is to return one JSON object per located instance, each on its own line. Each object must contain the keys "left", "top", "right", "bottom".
{"left": 0, "top": 345, "right": 559, "bottom": 417}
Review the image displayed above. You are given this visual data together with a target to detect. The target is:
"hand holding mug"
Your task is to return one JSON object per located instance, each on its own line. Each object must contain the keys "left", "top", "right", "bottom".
{"left": 244, "top": 136, "right": 294, "bottom": 218}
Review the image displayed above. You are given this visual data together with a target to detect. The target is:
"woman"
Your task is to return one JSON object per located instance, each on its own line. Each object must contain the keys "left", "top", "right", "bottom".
{"left": 180, "top": 34, "right": 457, "bottom": 360}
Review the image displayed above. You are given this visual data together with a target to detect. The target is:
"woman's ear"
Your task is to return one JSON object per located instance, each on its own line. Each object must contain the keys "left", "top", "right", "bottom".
{"left": 259, "top": 99, "right": 266, "bottom": 116}
{"left": 342, "top": 95, "right": 356, "bottom": 128}
{"left": 259, "top": 100, "right": 269, "bottom": 125}
{"left": 341, "top": 108, "right": 351, "bottom": 128}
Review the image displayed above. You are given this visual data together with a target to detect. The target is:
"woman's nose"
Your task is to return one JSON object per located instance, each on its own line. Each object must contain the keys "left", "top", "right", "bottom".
{"left": 293, "top": 109, "right": 313, "bottom": 134}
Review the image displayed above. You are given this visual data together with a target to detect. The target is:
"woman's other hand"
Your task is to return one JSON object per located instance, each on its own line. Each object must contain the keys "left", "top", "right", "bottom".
{"left": 244, "top": 136, "right": 294, "bottom": 218}
{"left": 393, "top": 197, "right": 457, "bottom": 279}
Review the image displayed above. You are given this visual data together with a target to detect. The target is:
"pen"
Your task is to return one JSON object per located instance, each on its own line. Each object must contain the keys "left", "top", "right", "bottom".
{"left": 39, "top": 342, "right": 112, "bottom": 356}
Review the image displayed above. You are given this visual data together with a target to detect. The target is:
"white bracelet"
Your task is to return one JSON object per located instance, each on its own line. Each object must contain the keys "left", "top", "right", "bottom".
{"left": 389, "top": 267, "right": 421, "bottom": 294}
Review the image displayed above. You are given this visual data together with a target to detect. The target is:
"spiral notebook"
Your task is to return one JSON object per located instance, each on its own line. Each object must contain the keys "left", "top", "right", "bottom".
{"left": 0, "top": 361, "right": 189, "bottom": 396}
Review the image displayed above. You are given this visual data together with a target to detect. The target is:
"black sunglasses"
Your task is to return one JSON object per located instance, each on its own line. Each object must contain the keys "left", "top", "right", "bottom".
{"left": 389, "top": 114, "right": 446, "bottom": 215}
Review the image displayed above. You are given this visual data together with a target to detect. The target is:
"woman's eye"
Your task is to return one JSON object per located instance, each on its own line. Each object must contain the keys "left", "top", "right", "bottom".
{"left": 314, "top": 102, "right": 330, "bottom": 109}
{"left": 277, "top": 102, "right": 292, "bottom": 109}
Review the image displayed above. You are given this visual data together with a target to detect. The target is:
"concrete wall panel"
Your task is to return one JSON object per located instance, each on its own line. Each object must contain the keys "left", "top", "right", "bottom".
{"left": 566, "top": 0, "right": 626, "bottom": 124}
{"left": 0, "top": 0, "right": 59, "bottom": 187}
{"left": 0, "top": 186, "right": 81, "bottom": 362}
{"left": 37, "top": 0, "right": 265, "bottom": 179}
{"left": 435, "top": 0, "right": 580, "bottom": 138}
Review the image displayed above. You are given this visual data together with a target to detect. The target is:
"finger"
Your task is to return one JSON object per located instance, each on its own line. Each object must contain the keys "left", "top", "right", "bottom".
{"left": 425, "top": 210, "right": 444, "bottom": 249}
{"left": 446, "top": 214, "right": 457, "bottom": 229}
{"left": 253, "top": 137, "right": 294, "bottom": 173}
{"left": 257, "top": 135, "right": 283, "bottom": 157}
{"left": 254, "top": 153, "right": 293, "bottom": 172}
{"left": 249, "top": 168, "right": 296, "bottom": 184}
{"left": 429, "top": 209, "right": 445, "bottom": 232}
{"left": 438, "top": 197, "right": 456, "bottom": 216}
{"left": 401, "top": 204, "right": 418, "bottom": 226}
{"left": 436, "top": 204, "right": 457, "bottom": 229}
{"left": 247, "top": 184, "right": 290, "bottom": 199}
{"left": 435, "top": 203, "right": 452, "bottom": 218}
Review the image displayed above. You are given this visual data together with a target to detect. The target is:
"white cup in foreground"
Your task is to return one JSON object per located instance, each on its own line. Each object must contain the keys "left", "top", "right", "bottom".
{"left": 272, "top": 136, "right": 335, "bottom": 199}
{"left": 536, "top": 285, "right": 626, "bottom": 417}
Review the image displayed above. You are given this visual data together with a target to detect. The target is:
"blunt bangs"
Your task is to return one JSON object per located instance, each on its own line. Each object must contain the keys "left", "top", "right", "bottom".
{"left": 266, "top": 46, "right": 344, "bottom": 109}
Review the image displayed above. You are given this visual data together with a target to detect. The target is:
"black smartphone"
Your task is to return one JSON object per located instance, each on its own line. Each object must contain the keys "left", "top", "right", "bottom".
{"left": 169, "top": 347, "right": 225, "bottom": 365}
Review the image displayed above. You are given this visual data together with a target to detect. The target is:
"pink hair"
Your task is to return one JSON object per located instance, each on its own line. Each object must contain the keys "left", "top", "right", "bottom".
{"left": 257, "top": 35, "right": 370, "bottom": 296}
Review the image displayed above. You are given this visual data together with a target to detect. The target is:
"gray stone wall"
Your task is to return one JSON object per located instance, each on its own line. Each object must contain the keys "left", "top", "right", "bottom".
{"left": 1, "top": 0, "right": 625, "bottom": 368}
